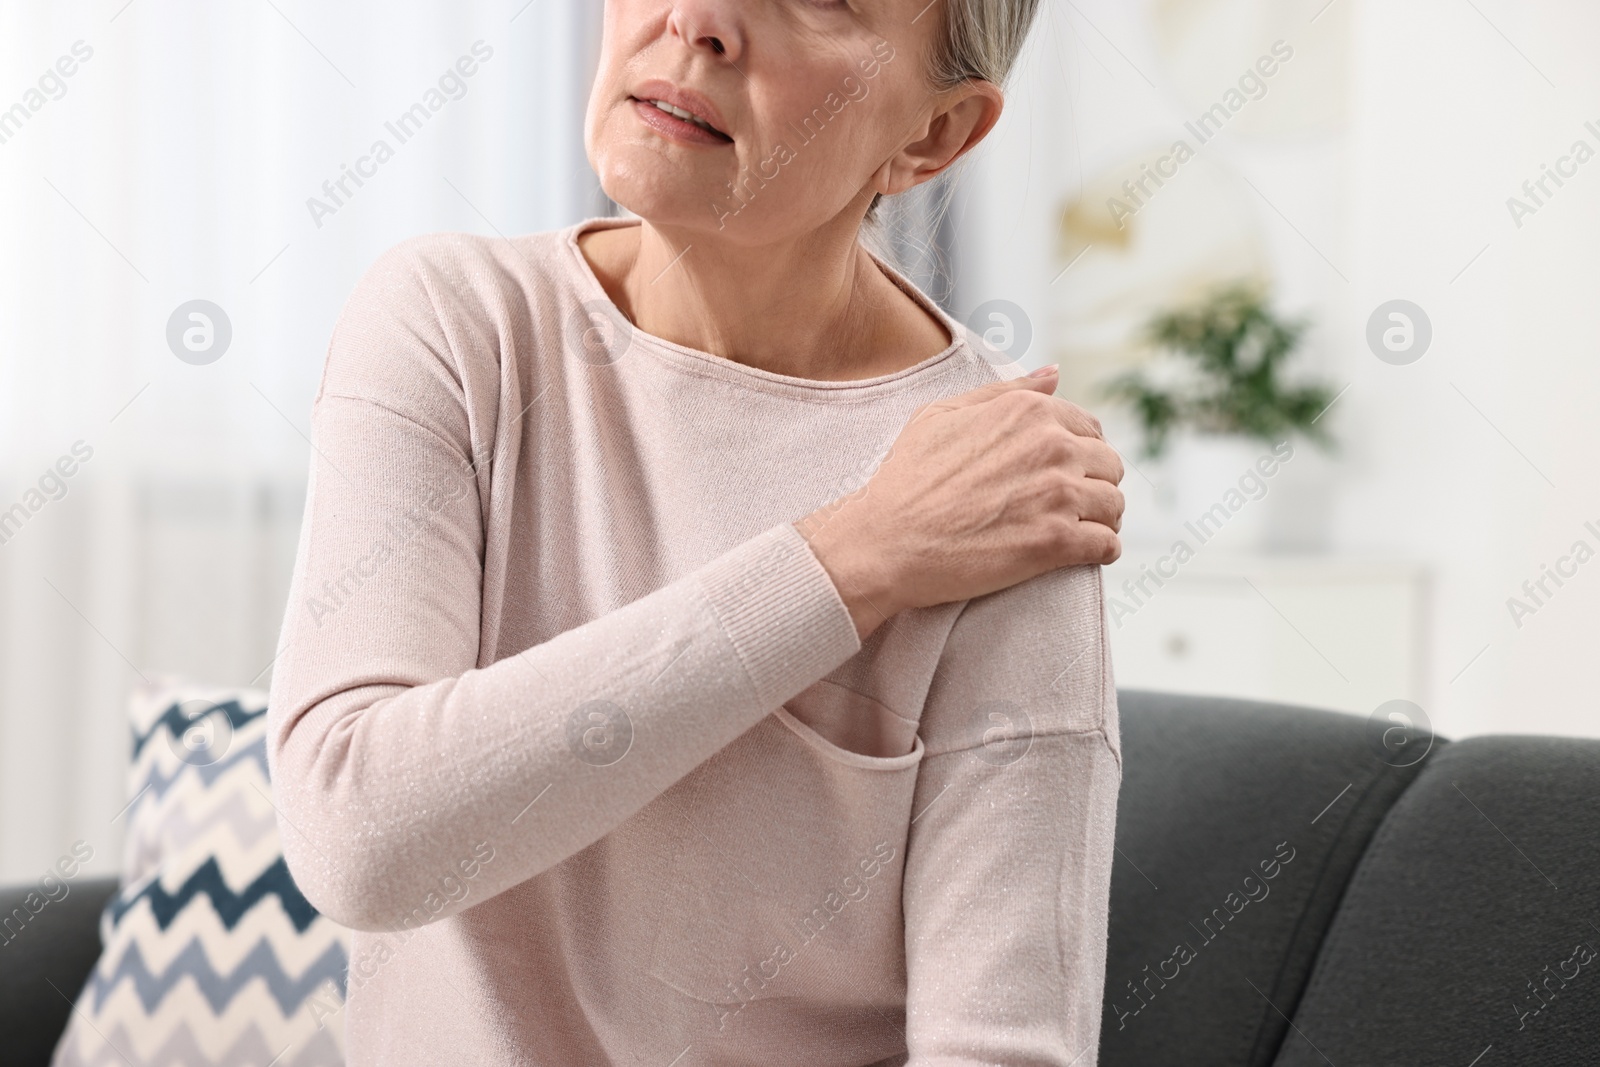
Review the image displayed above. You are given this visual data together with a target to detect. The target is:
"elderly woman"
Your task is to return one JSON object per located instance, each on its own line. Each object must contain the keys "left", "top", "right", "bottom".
{"left": 269, "top": 1, "right": 1126, "bottom": 1063}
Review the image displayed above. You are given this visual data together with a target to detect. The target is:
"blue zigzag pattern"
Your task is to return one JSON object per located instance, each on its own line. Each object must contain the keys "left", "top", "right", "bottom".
{"left": 132, "top": 735, "right": 272, "bottom": 806}
{"left": 60, "top": 1016, "right": 345, "bottom": 1067}
{"left": 107, "top": 857, "right": 321, "bottom": 935}
{"left": 131, "top": 699, "right": 269, "bottom": 759}
{"left": 88, "top": 934, "right": 348, "bottom": 1016}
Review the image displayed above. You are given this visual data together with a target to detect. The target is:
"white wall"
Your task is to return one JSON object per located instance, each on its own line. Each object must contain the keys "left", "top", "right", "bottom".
{"left": 957, "top": 0, "right": 1600, "bottom": 742}
{"left": 1341, "top": 0, "right": 1600, "bottom": 740}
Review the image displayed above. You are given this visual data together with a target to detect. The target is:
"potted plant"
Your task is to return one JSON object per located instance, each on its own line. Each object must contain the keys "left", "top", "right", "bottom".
{"left": 1103, "top": 283, "right": 1337, "bottom": 547}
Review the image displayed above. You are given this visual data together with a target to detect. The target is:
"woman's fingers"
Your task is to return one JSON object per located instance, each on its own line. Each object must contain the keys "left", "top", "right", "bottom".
{"left": 1046, "top": 396, "right": 1104, "bottom": 440}
{"left": 1072, "top": 436, "right": 1125, "bottom": 486}
{"left": 921, "top": 366, "right": 1059, "bottom": 418}
{"left": 1065, "top": 477, "right": 1125, "bottom": 533}
{"left": 1065, "top": 519, "right": 1123, "bottom": 566}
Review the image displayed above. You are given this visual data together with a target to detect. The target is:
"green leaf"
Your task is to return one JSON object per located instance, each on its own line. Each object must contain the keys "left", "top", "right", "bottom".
{"left": 1099, "top": 282, "right": 1335, "bottom": 458}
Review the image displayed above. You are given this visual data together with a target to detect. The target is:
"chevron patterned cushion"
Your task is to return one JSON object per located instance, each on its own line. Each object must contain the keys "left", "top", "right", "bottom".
{"left": 52, "top": 677, "right": 352, "bottom": 1067}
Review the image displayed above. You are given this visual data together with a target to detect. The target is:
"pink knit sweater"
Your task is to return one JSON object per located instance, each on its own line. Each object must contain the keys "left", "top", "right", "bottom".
{"left": 268, "top": 218, "right": 1120, "bottom": 1066}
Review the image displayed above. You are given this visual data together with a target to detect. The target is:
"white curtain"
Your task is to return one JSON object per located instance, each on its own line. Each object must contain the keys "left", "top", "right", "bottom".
{"left": 0, "top": 0, "right": 606, "bottom": 883}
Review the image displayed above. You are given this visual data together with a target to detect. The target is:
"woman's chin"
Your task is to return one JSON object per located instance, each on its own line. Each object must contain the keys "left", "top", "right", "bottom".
{"left": 592, "top": 148, "right": 738, "bottom": 229}
{"left": 600, "top": 179, "right": 724, "bottom": 233}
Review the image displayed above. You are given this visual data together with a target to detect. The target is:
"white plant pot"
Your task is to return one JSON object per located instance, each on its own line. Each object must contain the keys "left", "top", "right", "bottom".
{"left": 1258, "top": 440, "right": 1338, "bottom": 551}
{"left": 1159, "top": 433, "right": 1276, "bottom": 551}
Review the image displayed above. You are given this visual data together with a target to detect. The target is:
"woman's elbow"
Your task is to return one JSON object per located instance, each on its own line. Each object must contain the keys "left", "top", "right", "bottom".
{"left": 275, "top": 807, "right": 510, "bottom": 933}
{"left": 273, "top": 816, "right": 403, "bottom": 932}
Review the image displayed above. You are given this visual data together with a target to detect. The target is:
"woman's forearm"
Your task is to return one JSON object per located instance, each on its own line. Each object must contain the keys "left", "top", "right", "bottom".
{"left": 268, "top": 399, "right": 861, "bottom": 933}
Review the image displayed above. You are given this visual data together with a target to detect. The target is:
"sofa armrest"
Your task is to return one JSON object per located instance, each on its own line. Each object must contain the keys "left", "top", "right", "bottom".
{"left": 0, "top": 876, "right": 119, "bottom": 1067}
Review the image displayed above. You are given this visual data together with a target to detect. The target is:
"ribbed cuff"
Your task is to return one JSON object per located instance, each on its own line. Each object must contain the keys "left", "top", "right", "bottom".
{"left": 695, "top": 523, "right": 863, "bottom": 710}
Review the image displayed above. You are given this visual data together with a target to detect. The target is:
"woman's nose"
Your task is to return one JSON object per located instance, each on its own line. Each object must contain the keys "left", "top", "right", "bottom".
{"left": 665, "top": 0, "right": 745, "bottom": 65}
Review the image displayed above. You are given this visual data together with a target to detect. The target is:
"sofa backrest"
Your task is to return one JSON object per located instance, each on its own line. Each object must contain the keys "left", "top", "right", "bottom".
{"left": 0, "top": 874, "right": 119, "bottom": 1067}
{"left": 1100, "top": 690, "right": 1438, "bottom": 1067}
{"left": 1271, "top": 734, "right": 1600, "bottom": 1066}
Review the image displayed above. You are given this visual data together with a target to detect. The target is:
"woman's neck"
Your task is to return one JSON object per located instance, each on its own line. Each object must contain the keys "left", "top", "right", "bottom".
{"left": 576, "top": 215, "right": 952, "bottom": 382}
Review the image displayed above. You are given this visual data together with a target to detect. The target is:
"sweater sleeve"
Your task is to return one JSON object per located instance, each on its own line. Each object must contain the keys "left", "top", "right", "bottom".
{"left": 266, "top": 239, "right": 861, "bottom": 934}
{"left": 901, "top": 563, "right": 1121, "bottom": 1066}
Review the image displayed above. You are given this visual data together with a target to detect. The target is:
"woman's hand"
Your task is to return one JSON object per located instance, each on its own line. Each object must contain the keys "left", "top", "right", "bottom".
{"left": 796, "top": 366, "right": 1124, "bottom": 640}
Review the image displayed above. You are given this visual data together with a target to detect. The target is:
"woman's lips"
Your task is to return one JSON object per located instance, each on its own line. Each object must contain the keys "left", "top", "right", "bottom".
{"left": 629, "top": 97, "right": 733, "bottom": 146}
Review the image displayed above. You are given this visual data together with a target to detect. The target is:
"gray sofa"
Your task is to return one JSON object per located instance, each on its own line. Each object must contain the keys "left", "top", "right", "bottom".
{"left": 4, "top": 691, "right": 1596, "bottom": 1065}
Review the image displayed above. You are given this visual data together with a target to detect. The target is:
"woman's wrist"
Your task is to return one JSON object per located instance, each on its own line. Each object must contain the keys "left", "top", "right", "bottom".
{"left": 795, "top": 506, "right": 902, "bottom": 642}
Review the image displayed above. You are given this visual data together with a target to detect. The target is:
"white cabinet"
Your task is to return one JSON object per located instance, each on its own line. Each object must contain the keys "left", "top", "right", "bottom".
{"left": 1102, "top": 553, "right": 1427, "bottom": 716}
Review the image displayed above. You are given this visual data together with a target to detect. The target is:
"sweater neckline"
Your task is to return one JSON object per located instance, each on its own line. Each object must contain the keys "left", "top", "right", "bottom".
{"left": 560, "top": 216, "right": 979, "bottom": 398}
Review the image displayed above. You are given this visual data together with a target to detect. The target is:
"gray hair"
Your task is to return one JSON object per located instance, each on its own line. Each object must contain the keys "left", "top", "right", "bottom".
{"left": 868, "top": 0, "right": 1042, "bottom": 216}
{"left": 926, "top": 0, "right": 1042, "bottom": 90}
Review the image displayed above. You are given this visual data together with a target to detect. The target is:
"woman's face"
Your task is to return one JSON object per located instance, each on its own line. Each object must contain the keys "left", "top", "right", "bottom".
{"left": 585, "top": 0, "right": 952, "bottom": 244}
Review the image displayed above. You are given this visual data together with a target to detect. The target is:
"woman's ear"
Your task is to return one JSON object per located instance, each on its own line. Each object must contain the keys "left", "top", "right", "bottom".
{"left": 875, "top": 81, "right": 1004, "bottom": 198}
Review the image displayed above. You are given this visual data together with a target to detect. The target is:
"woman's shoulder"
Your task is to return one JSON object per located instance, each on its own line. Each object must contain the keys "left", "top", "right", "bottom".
{"left": 351, "top": 228, "right": 576, "bottom": 324}
{"left": 919, "top": 562, "right": 1113, "bottom": 759}
{"left": 318, "top": 228, "right": 580, "bottom": 406}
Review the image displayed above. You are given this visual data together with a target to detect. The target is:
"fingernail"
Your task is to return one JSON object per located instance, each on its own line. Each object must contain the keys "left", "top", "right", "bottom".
{"left": 1027, "top": 364, "right": 1059, "bottom": 378}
